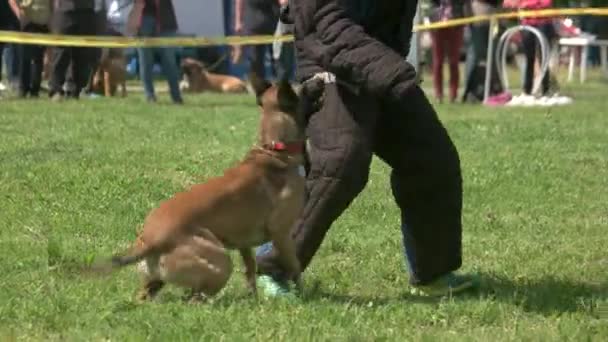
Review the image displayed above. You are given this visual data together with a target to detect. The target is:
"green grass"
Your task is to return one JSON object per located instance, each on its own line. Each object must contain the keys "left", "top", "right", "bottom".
{"left": 1, "top": 73, "right": 607, "bottom": 341}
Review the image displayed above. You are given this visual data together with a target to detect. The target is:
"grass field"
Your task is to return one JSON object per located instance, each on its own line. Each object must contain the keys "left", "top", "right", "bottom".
{"left": 1, "top": 73, "right": 607, "bottom": 341}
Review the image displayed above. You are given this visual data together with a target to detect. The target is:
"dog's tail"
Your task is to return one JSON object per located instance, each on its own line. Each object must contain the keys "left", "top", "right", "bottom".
{"left": 90, "top": 242, "right": 157, "bottom": 275}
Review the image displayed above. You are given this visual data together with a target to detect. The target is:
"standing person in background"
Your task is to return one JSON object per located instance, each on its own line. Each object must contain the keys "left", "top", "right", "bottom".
{"left": 8, "top": 0, "right": 53, "bottom": 98}
{"left": 82, "top": 0, "right": 108, "bottom": 96}
{"left": 272, "top": 2, "right": 295, "bottom": 82}
{"left": 0, "top": 0, "right": 20, "bottom": 93}
{"left": 462, "top": 0, "right": 504, "bottom": 103}
{"left": 127, "top": 0, "right": 183, "bottom": 104}
{"left": 106, "top": 0, "right": 132, "bottom": 36}
{"left": 234, "top": 0, "right": 291, "bottom": 81}
{"left": 48, "top": 0, "right": 97, "bottom": 101}
{"left": 429, "top": 0, "right": 466, "bottom": 103}
{"left": 503, "top": 0, "right": 555, "bottom": 98}
{"left": 0, "top": 0, "right": 13, "bottom": 93}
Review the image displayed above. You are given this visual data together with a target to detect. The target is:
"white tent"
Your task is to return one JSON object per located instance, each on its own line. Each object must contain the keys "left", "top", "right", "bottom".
{"left": 174, "top": 1, "right": 226, "bottom": 37}
{"left": 107, "top": 0, "right": 226, "bottom": 37}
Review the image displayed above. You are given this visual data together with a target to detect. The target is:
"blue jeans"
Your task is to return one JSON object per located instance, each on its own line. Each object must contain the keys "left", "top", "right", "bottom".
{"left": 137, "top": 16, "right": 182, "bottom": 103}
{"left": 1, "top": 43, "right": 20, "bottom": 84}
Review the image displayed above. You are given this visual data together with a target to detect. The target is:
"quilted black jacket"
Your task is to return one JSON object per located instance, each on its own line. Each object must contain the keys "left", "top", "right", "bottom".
{"left": 287, "top": 0, "right": 419, "bottom": 100}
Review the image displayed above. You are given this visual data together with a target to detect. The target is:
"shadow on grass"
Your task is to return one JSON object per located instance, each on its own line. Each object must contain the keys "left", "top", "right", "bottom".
{"left": 303, "top": 272, "right": 607, "bottom": 317}
{"left": 477, "top": 272, "right": 607, "bottom": 316}
{"left": 48, "top": 241, "right": 607, "bottom": 317}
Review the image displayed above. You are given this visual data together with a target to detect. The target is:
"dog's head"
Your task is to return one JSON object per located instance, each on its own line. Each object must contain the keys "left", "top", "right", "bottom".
{"left": 250, "top": 72, "right": 304, "bottom": 155}
{"left": 181, "top": 58, "right": 205, "bottom": 78}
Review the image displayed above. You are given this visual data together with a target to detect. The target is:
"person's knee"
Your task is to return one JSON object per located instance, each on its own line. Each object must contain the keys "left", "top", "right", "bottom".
{"left": 307, "top": 133, "right": 372, "bottom": 196}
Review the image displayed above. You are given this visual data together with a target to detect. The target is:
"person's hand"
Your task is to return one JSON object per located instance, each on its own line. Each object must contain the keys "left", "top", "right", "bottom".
{"left": 234, "top": 19, "right": 243, "bottom": 34}
{"left": 231, "top": 45, "right": 243, "bottom": 64}
{"left": 278, "top": 0, "right": 288, "bottom": 6}
{"left": 17, "top": 9, "right": 26, "bottom": 21}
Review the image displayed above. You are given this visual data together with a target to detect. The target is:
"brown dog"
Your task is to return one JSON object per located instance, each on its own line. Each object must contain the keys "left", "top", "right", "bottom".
{"left": 100, "top": 74, "right": 306, "bottom": 301}
{"left": 180, "top": 57, "right": 247, "bottom": 94}
{"left": 91, "top": 48, "right": 127, "bottom": 97}
{"left": 134, "top": 227, "right": 233, "bottom": 302}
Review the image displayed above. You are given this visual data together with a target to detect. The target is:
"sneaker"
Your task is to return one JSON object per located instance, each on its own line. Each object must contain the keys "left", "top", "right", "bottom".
{"left": 257, "top": 275, "right": 296, "bottom": 299}
{"left": 409, "top": 273, "right": 479, "bottom": 297}
{"left": 552, "top": 93, "right": 573, "bottom": 105}
{"left": 51, "top": 93, "right": 64, "bottom": 102}
{"left": 0, "top": 83, "right": 6, "bottom": 91}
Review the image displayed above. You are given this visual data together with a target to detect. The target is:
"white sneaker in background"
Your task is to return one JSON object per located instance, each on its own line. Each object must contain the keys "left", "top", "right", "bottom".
{"left": 520, "top": 94, "right": 537, "bottom": 106}
{"left": 538, "top": 96, "right": 552, "bottom": 106}
{"left": 552, "top": 93, "right": 573, "bottom": 105}
{"left": 0, "top": 83, "right": 6, "bottom": 91}
{"left": 507, "top": 94, "right": 527, "bottom": 106}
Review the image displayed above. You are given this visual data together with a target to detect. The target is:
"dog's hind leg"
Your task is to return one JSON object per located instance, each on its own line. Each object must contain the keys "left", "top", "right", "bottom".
{"left": 137, "top": 255, "right": 165, "bottom": 301}
{"left": 238, "top": 248, "right": 258, "bottom": 297}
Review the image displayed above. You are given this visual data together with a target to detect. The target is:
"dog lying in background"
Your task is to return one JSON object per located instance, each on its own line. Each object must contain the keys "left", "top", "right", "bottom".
{"left": 97, "top": 74, "right": 306, "bottom": 301}
{"left": 180, "top": 57, "right": 247, "bottom": 94}
{"left": 134, "top": 227, "right": 233, "bottom": 302}
{"left": 91, "top": 48, "right": 127, "bottom": 97}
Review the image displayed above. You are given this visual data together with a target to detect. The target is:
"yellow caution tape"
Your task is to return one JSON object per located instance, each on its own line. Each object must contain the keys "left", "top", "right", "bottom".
{"left": 0, "top": 7, "right": 607, "bottom": 48}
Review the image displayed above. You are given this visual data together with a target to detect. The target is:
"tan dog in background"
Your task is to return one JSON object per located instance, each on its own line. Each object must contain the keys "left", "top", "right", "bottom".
{"left": 91, "top": 48, "right": 127, "bottom": 97}
{"left": 134, "top": 227, "right": 233, "bottom": 302}
{"left": 180, "top": 57, "right": 247, "bottom": 94}
{"left": 97, "top": 74, "right": 306, "bottom": 301}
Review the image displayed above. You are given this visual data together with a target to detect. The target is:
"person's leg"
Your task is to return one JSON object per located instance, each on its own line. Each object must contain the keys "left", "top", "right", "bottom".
{"left": 28, "top": 24, "right": 48, "bottom": 97}
{"left": 275, "top": 42, "right": 295, "bottom": 82}
{"left": 374, "top": 86, "right": 476, "bottom": 296}
{"left": 446, "top": 26, "right": 464, "bottom": 102}
{"left": 138, "top": 47, "right": 156, "bottom": 101}
{"left": 462, "top": 25, "right": 478, "bottom": 102}
{"left": 19, "top": 23, "right": 34, "bottom": 97}
{"left": 69, "top": 10, "right": 97, "bottom": 98}
{"left": 431, "top": 29, "right": 446, "bottom": 101}
{"left": 158, "top": 32, "right": 183, "bottom": 104}
{"left": 256, "top": 83, "right": 380, "bottom": 290}
{"left": 0, "top": 43, "right": 4, "bottom": 84}
{"left": 249, "top": 44, "right": 267, "bottom": 80}
{"left": 522, "top": 30, "right": 536, "bottom": 95}
{"left": 49, "top": 47, "right": 71, "bottom": 97}
{"left": 83, "top": 47, "right": 102, "bottom": 94}
{"left": 30, "top": 46, "right": 44, "bottom": 97}
{"left": 539, "top": 23, "right": 556, "bottom": 95}
{"left": 6, "top": 43, "right": 20, "bottom": 87}
{"left": 49, "top": 11, "right": 74, "bottom": 98}
{"left": 137, "top": 16, "right": 158, "bottom": 101}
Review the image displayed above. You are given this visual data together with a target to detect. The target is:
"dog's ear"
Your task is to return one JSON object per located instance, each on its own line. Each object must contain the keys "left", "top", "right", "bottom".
{"left": 192, "top": 59, "right": 205, "bottom": 69}
{"left": 180, "top": 59, "right": 190, "bottom": 70}
{"left": 277, "top": 79, "right": 298, "bottom": 111}
{"left": 249, "top": 72, "right": 271, "bottom": 104}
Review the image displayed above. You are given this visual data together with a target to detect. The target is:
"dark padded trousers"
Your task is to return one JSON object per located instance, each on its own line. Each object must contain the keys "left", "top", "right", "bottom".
{"left": 257, "top": 83, "right": 463, "bottom": 285}
{"left": 49, "top": 9, "right": 96, "bottom": 97}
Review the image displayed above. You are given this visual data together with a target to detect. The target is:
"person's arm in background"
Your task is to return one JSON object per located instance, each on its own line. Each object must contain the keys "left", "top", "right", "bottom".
{"left": 502, "top": 0, "right": 519, "bottom": 8}
{"left": 294, "top": 0, "right": 418, "bottom": 100}
{"left": 126, "top": 0, "right": 144, "bottom": 36}
{"left": 505, "top": 0, "right": 553, "bottom": 9}
{"left": 234, "top": 0, "right": 243, "bottom": 33}
{"left": 48, "top": 0, "right": 54, "bottom": 26}
{"left": 8, "top": 0, "right": 24, "bottom": 22}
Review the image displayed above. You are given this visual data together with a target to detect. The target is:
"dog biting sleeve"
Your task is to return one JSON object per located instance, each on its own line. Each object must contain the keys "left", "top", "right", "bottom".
{"left": 294, "top": 0, "right": 418, "bottom": 100}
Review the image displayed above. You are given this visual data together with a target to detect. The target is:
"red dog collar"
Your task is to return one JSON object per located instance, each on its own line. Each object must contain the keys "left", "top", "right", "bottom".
{"left": 266, "top": 141, "right": 304, "bottom": 155}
